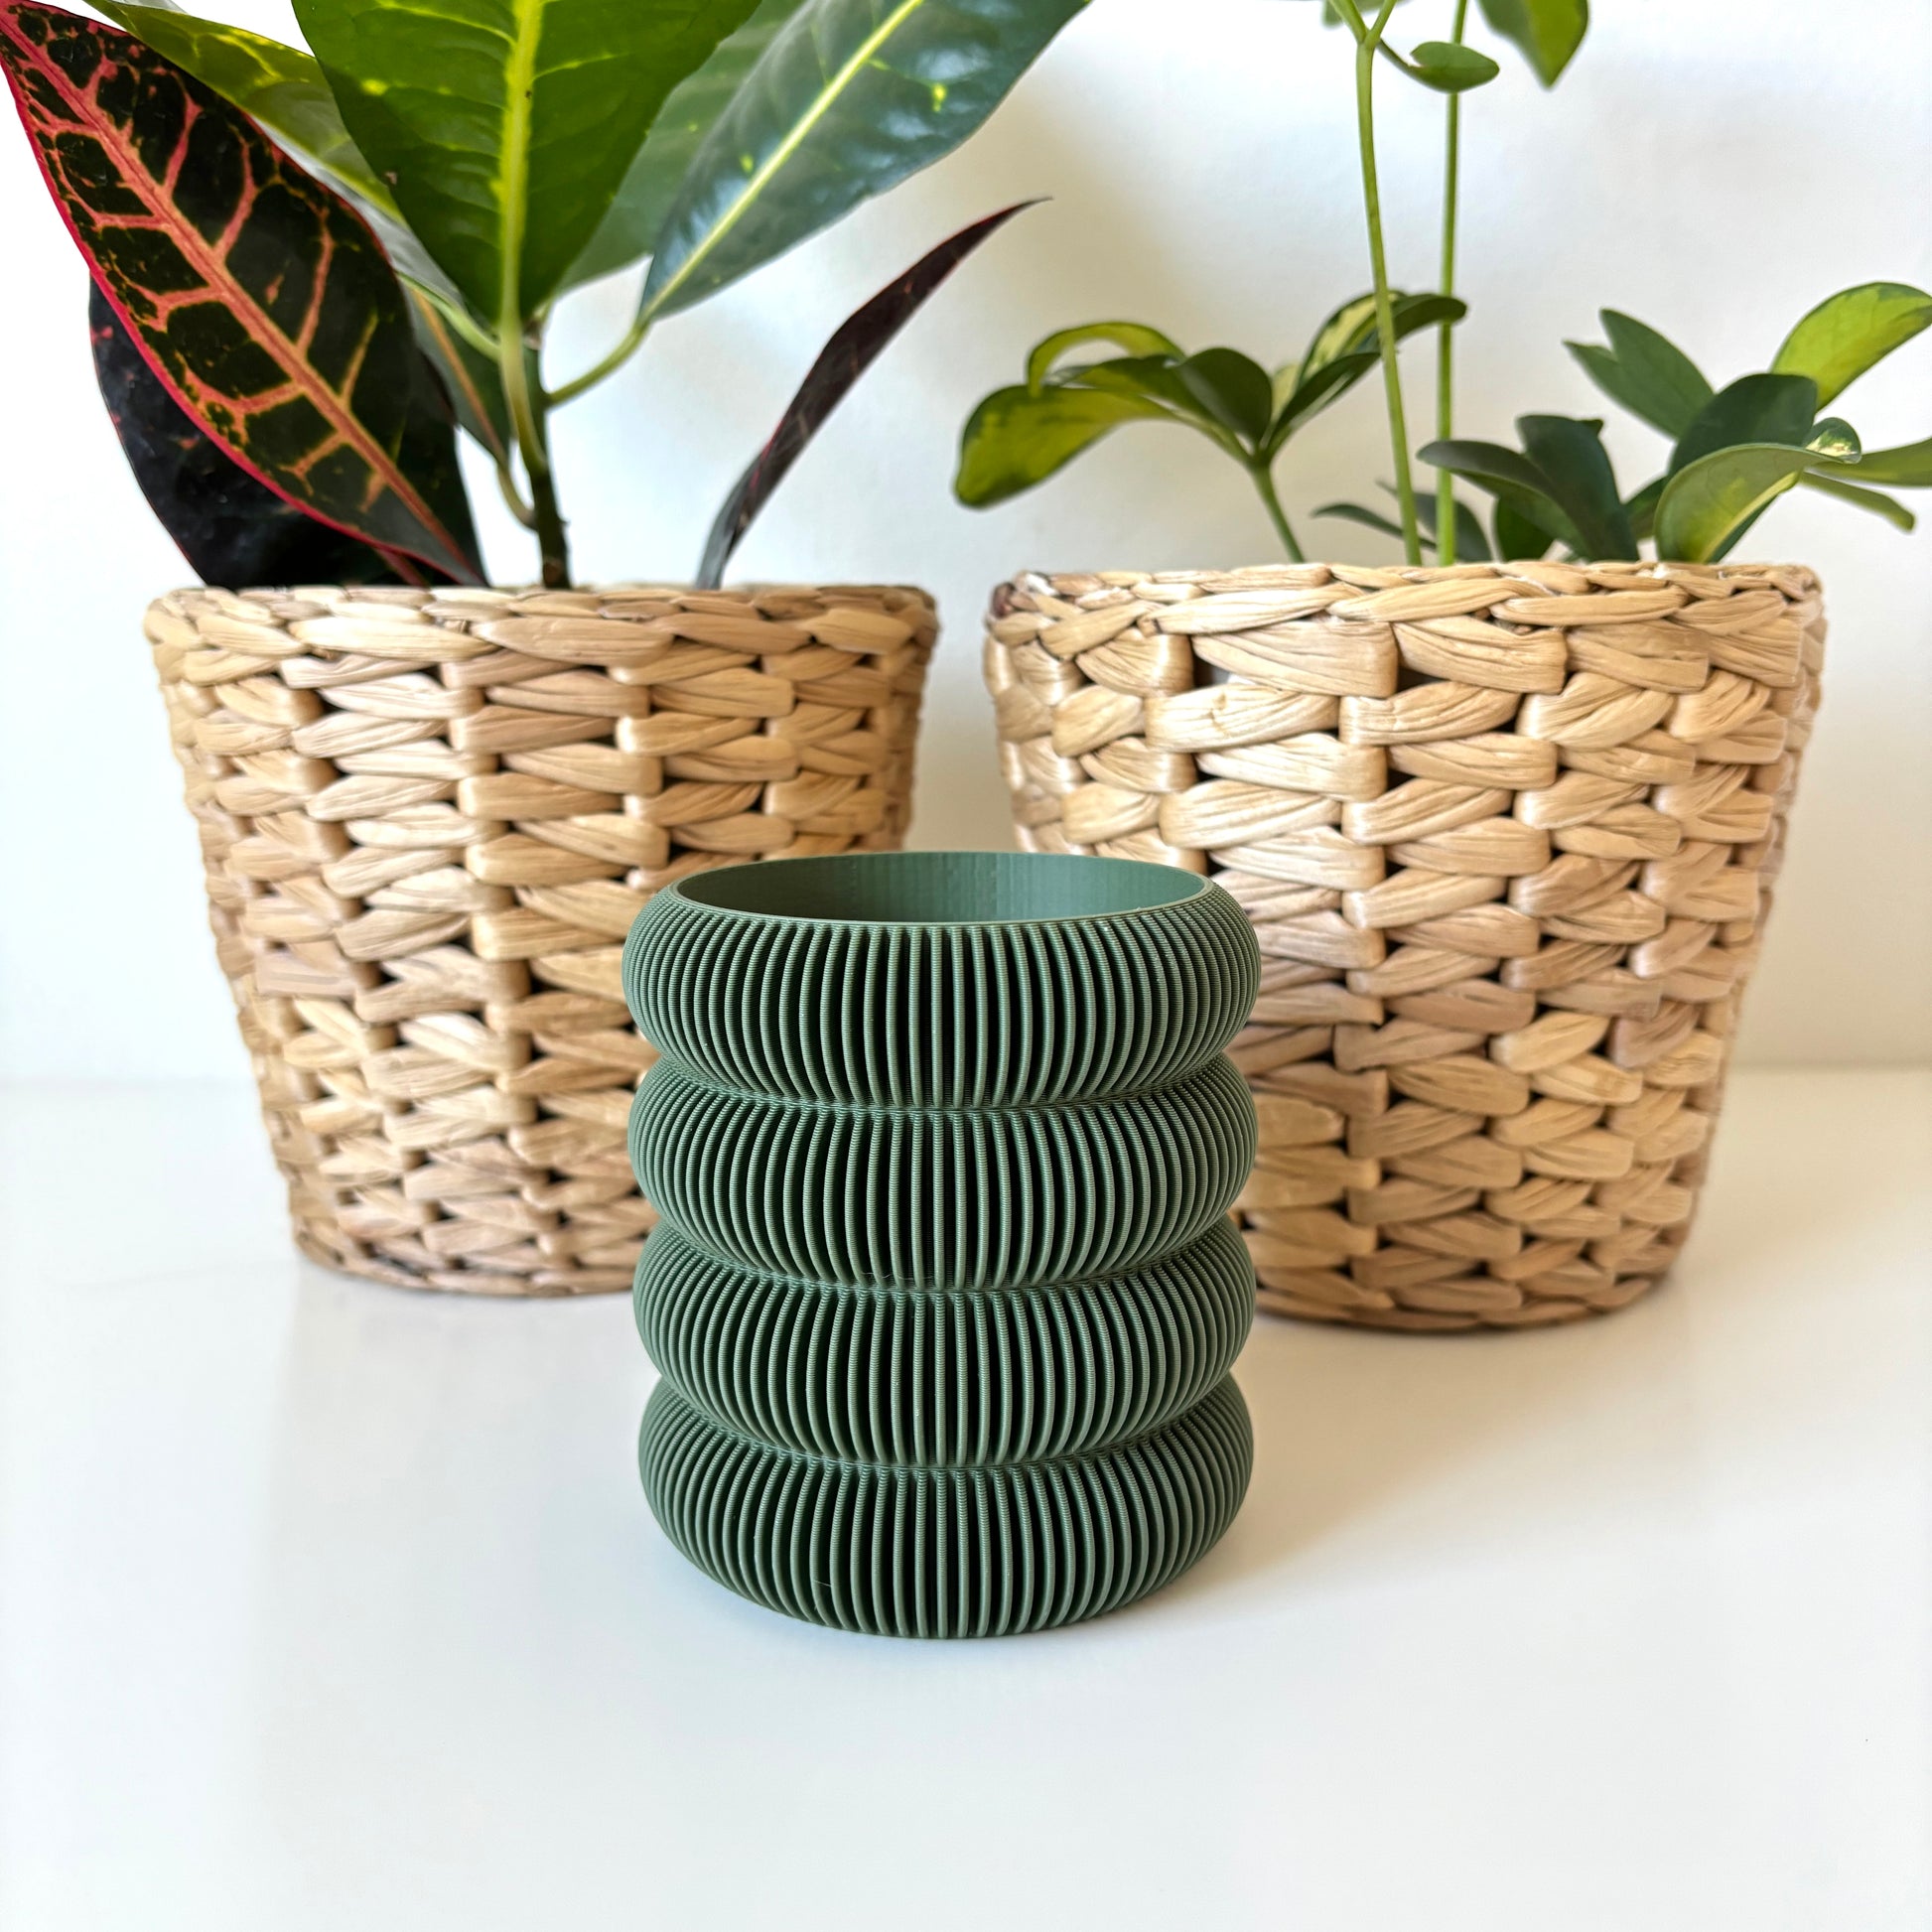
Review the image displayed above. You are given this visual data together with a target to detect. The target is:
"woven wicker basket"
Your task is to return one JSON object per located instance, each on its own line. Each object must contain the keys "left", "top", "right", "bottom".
{"left": 148, "top": 581, "right": 936, "bottom": 1296}
{"left": 984, "top": 561, "right": 1824, "bottom": 1330}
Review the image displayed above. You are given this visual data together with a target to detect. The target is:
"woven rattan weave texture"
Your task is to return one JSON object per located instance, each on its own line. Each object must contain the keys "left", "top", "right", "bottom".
{"left": 147, "top": 582, "right": 935, "bottom": 1297}
{"left": 984, "top": 562, "right": 1824, "bottom": 1330}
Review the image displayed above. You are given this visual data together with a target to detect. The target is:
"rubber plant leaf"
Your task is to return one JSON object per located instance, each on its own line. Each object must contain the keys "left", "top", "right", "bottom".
{"left": 91, "top": 3, "right": 390, "bottom": 211}
{"left": 1028, "top": 321, "right": 1183, "bottom": 393}
{"left": 1653, "top": 443, "right": 1817, "bottom": 564}
{"left": 1670, "top": 372, "right": 1818, "bottom": 475}
{"left": 565, "top": 0, "right": 808, "bottom": 290}
{"left": 1519, "top": 413, "right": 1634, "bottom": 558}
{"left": 638, "top": 0, "right": 1088, "bottom": 325}
{"left": 0, "top": 3, "right": 483, "bottom": 582}
{"left": 294, "top": 0, "right": 761, "bottom": 324}
{"left": 1566, "top": 310, "right": 1713, "bottom": 439}
{"left": 90, "top": 282, "right": 413, "bottom": 585}
{"left": 1771, "top": 282, "right": 1932, "bottom": 408}
{"left": 1475, "top": 0, "right": 1587, "bottom": 85}
{"left": 956, "top": 386, "right": 1171, "bottom": 507}
{"left": 697, "top": 200, "right": 1030, "bottom": 585}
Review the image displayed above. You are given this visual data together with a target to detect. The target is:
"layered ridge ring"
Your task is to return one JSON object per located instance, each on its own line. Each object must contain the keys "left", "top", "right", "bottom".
{"left": 635, "top": 1216, "right": 1257, "bottom": 1465}
{"left": 623, "top": 851, "right": 1259, "bottom": 1108}
{"left": 639, "top": 1375, "right": 1254, "bottom": 1639}
{"left": 628, "top": 1053, "right": 1258, "bottom": 1291}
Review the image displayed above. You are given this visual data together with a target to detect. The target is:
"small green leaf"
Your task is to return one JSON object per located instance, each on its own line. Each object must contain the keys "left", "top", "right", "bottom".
{"left": 1073, "top": 355, "right": 1219, "bottom": 427}
{"left": 1653, "top": 443, "right": 1816, "bottom": 563}
{"left": 1405, "top": 40, "right": 1500, "bottom": 90}
{"left": 1671, "top": 373, "right": 1819, "bottom": 474}
{"left": 1566, "top": 310, "right": 1713, "bottom": 438}
{"left": 1313, "top": 501, "right": 1408, "bottom": 546}
{"left": 1348, "top": 484, "right": 1493, "bottom": 561}
{"left": 1295, "top": 293, "right": 1381, "bottom": 384}
{"left": 1419, "top": 437, "right": 1585, "bottom": 553}
{"left": 1519, "top": 413, "right": 1635, "bottom": 558}
{"left": 1476, "top": 0, "right": 1587, "bottom": 84}
{"left": 1269, "top": 293, "right": 1464, "bottom": 447}
{"left": 1811, "top": 437, "right": 1932, "bottom": 487}
{"left": 1176, "top": 347, "right": 1274, "bottom": 444}
{"left": 1494, "top": 496, "right": 1557, "bottom": 562}
{"left": 1772, "top": 282, "right": 1932, "bottom": 407}
{"left": 1797, "top": 472, "right": 1916, "bottom": 533}
{"left": 955, "top": 384, "right": 1171, "bottom": 506}
{"left": 1806, "top": 418, "right": 1861, "bottom": 462}
{"left": 1029, "top": 322, "right": 1183, "bottom": 395}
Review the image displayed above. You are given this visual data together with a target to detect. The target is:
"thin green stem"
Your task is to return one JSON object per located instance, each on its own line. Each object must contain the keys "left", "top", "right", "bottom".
{"left": 500, "top": 322, "right": 569, "bottom": 587}
{"left": 1250, "top": 464, "right": 1306, "bottom": 564}
{"left": 548, "top": 314, "right": 651, "bottom": 409}
{"left": 1436, "top": 0, "right": 1469, "bottom": 564}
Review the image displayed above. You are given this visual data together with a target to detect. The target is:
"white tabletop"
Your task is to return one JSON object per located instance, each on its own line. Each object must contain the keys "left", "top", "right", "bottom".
{"left": 3, "top": 1068, "right": 1928, "bottom": 1932}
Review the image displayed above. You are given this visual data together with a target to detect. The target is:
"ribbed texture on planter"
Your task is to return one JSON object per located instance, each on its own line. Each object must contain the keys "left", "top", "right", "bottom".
{"left": 146, "top": 582, "right": 934, "bottom": 1296}
{"left": 984, "top": 562, "right": 1824, "bottom": 1332}
{"left": 624, "top": 851, "right": 1259, "bottom": 1636}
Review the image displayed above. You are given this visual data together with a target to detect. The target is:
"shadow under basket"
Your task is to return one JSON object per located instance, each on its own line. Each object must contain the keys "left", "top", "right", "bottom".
{"left": 984, "top": 561, "right": 1825, "bottom": 1331}
{"left": 148, "top": 581, "right": 936, "bottom": 1296}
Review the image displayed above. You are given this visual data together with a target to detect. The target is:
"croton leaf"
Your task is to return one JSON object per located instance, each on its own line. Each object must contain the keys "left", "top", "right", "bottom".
{"left": 1772, "top": 281, "right": 1932, "bottom": 408}
{"left": 1475, "top": 0, "right": 1587, "bottom": 85}
{"left": 1653, "top": 443, "right": 1817, "bottom": 564}
{"left": 91, "top": 281, "right": 411, "bottom": 585}
{"left": 295, "top": 0, "right": 761, "bottom": 324}
{"left": 1566, "top": 309, "right": 1713, "bottom": 439}
{"left": 1670, "top": 372, "right": 1818, "bottom": 475}
{"left": 955, "top": 385, "right": 1170, "bottom": 506}
{"left": 639, "top": 0, "right": 1087, "bottom": 325}
{"left": 91, "top": 3, "right": 389, "bottom": 210}
{"left": 697, "top": 201, "right": 1030, "bottom": 587}
{"left": 565, "top": 0, "right": 808, "bottom": 291}
{"left": 0, "top": 2, "right": 483, "bottom": 581}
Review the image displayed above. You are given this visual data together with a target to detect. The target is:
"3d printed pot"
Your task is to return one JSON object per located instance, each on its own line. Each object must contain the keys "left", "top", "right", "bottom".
{"left": 621, "top": 851, "right": 1262, "bottom": 1637}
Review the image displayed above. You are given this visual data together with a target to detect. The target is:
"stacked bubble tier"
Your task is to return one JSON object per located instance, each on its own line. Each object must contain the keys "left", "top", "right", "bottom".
{"left": 621, "top": 852, "right": 1260, "bottom": 1638}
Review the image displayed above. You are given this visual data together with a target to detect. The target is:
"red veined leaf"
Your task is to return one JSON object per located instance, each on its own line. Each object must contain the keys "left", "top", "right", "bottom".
{"left": 91, "top": 282, "right": 431, "bottom": 586}
{"left": 696, "top": 201, "right": 1037, "bottom": 589}
{"left": 0, "top": 1, "right": 482, "bottom": 583}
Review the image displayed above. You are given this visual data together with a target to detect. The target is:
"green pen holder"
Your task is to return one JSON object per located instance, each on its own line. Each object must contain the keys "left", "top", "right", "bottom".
{"left": 622, "top": 851, "right": 1261, "bottom": 1637}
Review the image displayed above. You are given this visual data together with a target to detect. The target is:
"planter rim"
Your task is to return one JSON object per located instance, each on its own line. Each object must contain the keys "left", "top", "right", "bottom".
{"left": 994, "top": 560, "right": 1817, "bottom": 578}
{"left": 666, "top": 849, "right": 1215, "bottom": 929}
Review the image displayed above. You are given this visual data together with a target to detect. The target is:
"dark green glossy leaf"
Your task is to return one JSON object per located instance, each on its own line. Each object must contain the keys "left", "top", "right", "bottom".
{"left": 1177, "top": 347, "right": 1274, "bottom": 444}
{"left": 1671, "top": 372, "right": 1818, "bottom": 474}
{"left": 1419, "top": 437, "right": 1584, "bottom": 553}
{"left": 91, "top": 281, "right": 412, "bottom": 584}
{"left": 1519, "top": 413, "right": 1634, "bottom": 558}
{"left": 1812, "top": 437, "right": 1932, "bottom": 487}
{"left": 297, "top": 0, "right": 759, "bottom": 322}
{"left": 699, "top": 202, "right": 1028, "bottom": 585}
{"left": 1, "top": 3, "right": 481, "bottom": 580}
{"left": 1772, "top": 281, "right": 1932, "bottom": 407}
{"left": 1028, "top": 321, "right": 1182, "bottom": 394}
{"left": 93, "top": 2, "right": 390, "bottom": 208}
{"left": 1494, "top": 495, "right": 1557, "bottom": 562}
{"left": 566, "top": 0, "right": 808, "bottom": 289}
{"left": 1405, "top": 39, "right": 1499, "bottom": 90}
{"left": 639, "top": 0, "right": 1087, "bottom": 324}
{"left": 1476, "top": 0, "right": 1587, "bottom": 84}
{"left": 1566, "top": 309, "right": 1713, "bottom": 438}
{"left": 956, "top": 384, "right": 1170, "bottom": 506}
{"left": 1074, "top": 354, "right": 1220, "bottom": 428}
{"left": 1654, "top": 442, "right": 1814, "bottom": 563}
{"left": 1798, "top": 471, "right": 1916, "bottom": 533}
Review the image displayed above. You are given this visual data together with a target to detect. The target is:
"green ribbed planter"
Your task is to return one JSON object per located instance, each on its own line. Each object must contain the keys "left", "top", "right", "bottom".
{"left": 622, "top": 852, "right": 1261, "bottom": 1637}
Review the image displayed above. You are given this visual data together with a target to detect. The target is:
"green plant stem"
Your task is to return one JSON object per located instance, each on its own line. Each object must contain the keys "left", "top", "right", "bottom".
{"left": 1435, "top": 0, "right": 1469, "bottom": 564}
{"left": 1334, "top": 0, "right": 1421, "bottom": 565}
{"left": 500, "top": 324, "right": 570, "bottom": 587}
{"left": 549, "top": 315, "right": 651, "bottom": 408}
{"left": 1250, "top": 464, "right": 1306, "bottom": 563}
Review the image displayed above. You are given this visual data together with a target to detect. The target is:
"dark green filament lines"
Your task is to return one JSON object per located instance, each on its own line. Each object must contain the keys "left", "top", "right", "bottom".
{"left": 623, "top": 852, "right": 1261, "bottom": 1638}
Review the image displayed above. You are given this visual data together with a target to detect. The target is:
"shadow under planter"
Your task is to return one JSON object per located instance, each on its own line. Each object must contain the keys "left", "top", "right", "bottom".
{"left": 984, "top": 561, "right": 1825, "bottom": 1332}
{"left": 148, "top": 581, "right": 936, "bottom": 1296}
{"left": 621, "top": 851, "right": 1262, "bottom": 1637}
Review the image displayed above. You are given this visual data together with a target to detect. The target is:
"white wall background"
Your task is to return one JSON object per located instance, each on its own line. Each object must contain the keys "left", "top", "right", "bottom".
{"left": 2, "top": 0, "right": 1928, "bottom": 1079}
